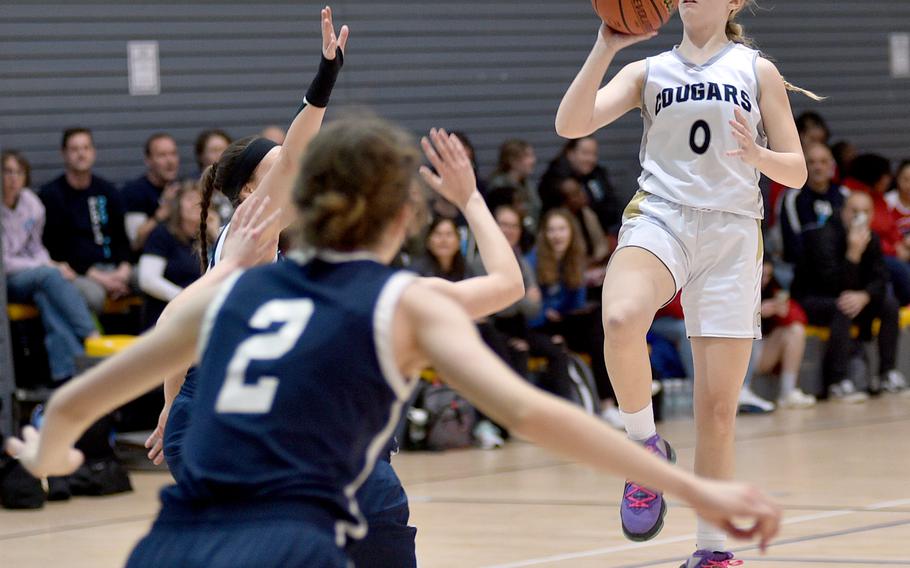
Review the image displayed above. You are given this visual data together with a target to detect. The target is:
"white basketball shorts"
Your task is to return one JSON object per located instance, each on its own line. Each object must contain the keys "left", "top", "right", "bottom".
{"left": 616, "top": 190, "right": 763, "bottom": 339}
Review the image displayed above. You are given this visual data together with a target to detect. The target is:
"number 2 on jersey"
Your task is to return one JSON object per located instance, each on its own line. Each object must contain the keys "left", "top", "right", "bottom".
{"left": 215, "top": 299, "right": 314, "bottom": 414}
{"left": 689, "top": 120, "right": 711, "bottom": 155}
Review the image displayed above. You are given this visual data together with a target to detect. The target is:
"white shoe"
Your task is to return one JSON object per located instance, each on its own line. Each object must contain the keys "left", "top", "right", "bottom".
{"left": 882, "top": 370, "right": 909, "bottom": 393}
{"left": 651, "top": 380, "right": 663, "bottom": 396}
{"left": 738, "top": 387, "right": 776, "bottom": 413}
{"left": 829, "top": 380, "right": 869, "bottom": 403}
{"left": 473, "top": 420, "right": 504, "bottom": 450}
{"left": 600, "top": 404, "right": 625, "bottom": 430}
{"left": 777, "top": 388, "right": 816, "bottom": 409}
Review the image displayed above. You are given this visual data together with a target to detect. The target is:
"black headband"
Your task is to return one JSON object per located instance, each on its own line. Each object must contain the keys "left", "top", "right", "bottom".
{"left": 221, "top": 137, "right": 279, "bottom": 201}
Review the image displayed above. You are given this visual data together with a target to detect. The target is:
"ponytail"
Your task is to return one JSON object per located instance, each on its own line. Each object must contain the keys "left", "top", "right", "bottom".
{"left": 725, "top": 20, "right": 753, "bottom": 48}
{"left": 727, "top": 11, "right": 825, "bottom": 101}
{"left": 198, "top": 164, "right": 217, "bottom": 271}
{"left": 781, "top": 79, "right": 824, "bottom": 101}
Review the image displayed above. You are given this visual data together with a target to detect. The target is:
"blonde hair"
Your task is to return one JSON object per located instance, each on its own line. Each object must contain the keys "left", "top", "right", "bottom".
{"left": 727, "top": 1, "right": 824, "bottom": 101}
{"left": 535, "top": 209, "right": 586, "bottom": 290}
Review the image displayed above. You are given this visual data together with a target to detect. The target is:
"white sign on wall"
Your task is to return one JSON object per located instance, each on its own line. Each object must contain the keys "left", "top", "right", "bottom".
{"left": 890, "top": 33, "right": 910, "bottom": 79}
{"left": 128, "top": 41, "right": 161, "bottom": 95}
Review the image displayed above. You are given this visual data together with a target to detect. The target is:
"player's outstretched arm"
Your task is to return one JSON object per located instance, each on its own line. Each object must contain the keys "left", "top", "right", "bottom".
{"left": 417, "top": 128, "right": 524, "bottom": 319}
{"left": 7, "top": 185, "right": 277, "bottom": 474}
{"left": 555, "top": 25, "right": 654, "bottom": 139}
{"left": 726, "top": 58, "right": 807, "bottom": 189}
{"left": 397, "top": 282, "right": 782, "bottom": 551}
{"left": 6, "top": 283, "right": 220, "bottom": 479}
{"left": 257, "top": 6, "right": 349, "bottom": 231}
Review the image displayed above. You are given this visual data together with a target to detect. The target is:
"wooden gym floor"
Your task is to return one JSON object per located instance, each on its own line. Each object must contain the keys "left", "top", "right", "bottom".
{"left": 2, "top": 396, "right": 909, "bottom": 567}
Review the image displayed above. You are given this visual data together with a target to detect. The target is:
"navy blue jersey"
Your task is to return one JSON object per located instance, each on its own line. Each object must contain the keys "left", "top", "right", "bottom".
{"left": 163, "top": 251, "right": 416, "bottom": 547}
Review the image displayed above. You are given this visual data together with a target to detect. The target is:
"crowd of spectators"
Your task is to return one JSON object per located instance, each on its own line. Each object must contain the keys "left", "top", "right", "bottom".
{"left": 3, "top": 111, "right": 909, "bottom": 447}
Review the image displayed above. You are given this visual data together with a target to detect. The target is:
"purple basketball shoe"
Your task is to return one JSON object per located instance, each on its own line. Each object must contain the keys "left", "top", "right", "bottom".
{"left": 680, "top": 550, "right": 743, "bottom": 567}
{"left": 620, "top": 433, "right": 676, "bottom": 541}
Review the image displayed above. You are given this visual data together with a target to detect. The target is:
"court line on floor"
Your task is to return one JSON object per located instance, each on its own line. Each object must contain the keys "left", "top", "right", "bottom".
{"left": 614, "top": 517, "right": 910, "bottom": 568}
{"left": 736, "top": 558, "right": 910, "bottom": 565}
{"left": 0, "top": 514, "right": 154, "bottom": 542}
{"left": 410, "top": 495, "right": 910, "bottom": 515}
{"left": 480, "top": 499, "right": 910, "bottom": 568}
{"left": 405, "top": 412, "right": 910, "bottom": 487}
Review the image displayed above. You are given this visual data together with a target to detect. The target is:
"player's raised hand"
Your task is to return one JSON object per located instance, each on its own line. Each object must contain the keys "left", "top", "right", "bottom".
{"left": 727, "top": 108, "right": 763, "bottom": 167}
{"left": 688, "top": 478, "right": 782, "bottom": 552}
{"left": 5, "top": 425, "right": 84, "bottom": 479}
{"left": 419, "top": 128, "right": 478, "bottom": 210}
{"left": 321, "top": 6, "right": 349, "bottom": 60}
{"left": 597, "top": 24, "right": 657, "bottom": 52}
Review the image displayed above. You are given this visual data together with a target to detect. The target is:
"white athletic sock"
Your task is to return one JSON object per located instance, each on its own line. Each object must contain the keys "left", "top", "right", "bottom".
{"left": 619, "top": 403, "right": 656, "bottom": 442}
{"left": 696, "top": 517, "right": 727, "bottom": 552}
{"left": 780, "top": 371, "right": 798, "bottom": 396}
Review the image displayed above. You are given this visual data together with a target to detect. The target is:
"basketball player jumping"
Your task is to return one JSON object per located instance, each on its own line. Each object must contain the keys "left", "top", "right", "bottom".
{"left": 557, "top": 1, "right": 816, "bottom": 565}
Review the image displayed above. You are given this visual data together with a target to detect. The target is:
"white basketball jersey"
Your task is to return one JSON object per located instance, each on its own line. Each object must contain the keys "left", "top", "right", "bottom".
{"left": 638, "top": 43, "right": 767, "bottom": 219}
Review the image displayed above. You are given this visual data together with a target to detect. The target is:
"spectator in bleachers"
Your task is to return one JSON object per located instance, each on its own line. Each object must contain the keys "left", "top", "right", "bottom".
{"left": 768, "top": 111, "right": 833, "bottom": 228}
{"left": 795, "top": 111, "right": 830, "bottom": 148}
{"left": 40, "top": 128, "right": 132, "bottom": 314}
{"left": 260, "top": 125, "right": 286, "bottom": 145}
{"left": 751, "top": 260, "right": 816, "bottom": 409}
{"left": 538, "top": 137, "right": 620, "bottom": 234}
{"left": 483, "top": 184, "right": 535, "bottom": 253}
{"left": 193, "top": 129, "right": 231, "bottom": 173}
{"left": 474, "top": 205, "right": 578, "bottom": 401}
{"left": 3, "top": 150, "right": 99, "bottom": 382}
{"left": 193, "top": 129, "right": 234, "bottom": 224}
{"left": 137, "top": 180, "right": 217, "bottom": 329}
{"left": 488, "top": 139, "right": 540, "bottom": 223}
{"left": 831, "top": 140, "right": 858, "bottom": 183}
{"left": 412, "top": 215, "right": 514, "bottom": 447}
{"left": 555, "top": 175, "right": 611, "bottom": 265}
{"left": 527, "top": 208, "right": 620, "bottom": 426}
{"left": 792, "top": 191, "right": 906, "bottom": 401}
{"left": 885, "top": 160, "right": 910, "bottom": 236}
{"left": 411, "top": 216, "right": 471, "bottom": 281}
{"left": 122, "top": 133, "right": 181, "bottom": 252}
{"left": 779, "top": 143, "right": 848, "bottom": 263}
{"left": 842, "top": 154, "right": 910, "bottom": 305}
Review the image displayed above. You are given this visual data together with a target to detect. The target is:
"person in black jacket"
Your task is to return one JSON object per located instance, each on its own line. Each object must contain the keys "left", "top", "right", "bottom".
{"left": 791, "top": 191, "right": 902, "bottom": 400}
{"left": 40, "top": 128, "right": 133, "bottom": 313}
{"left": 778, "top": 143, "right": 848, "bottom": 263}
{"left": 538, "top": 137, "right": 620, "bottom": 234}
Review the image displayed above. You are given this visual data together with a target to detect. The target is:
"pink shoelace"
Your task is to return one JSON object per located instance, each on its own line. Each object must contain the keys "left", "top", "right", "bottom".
{"left": 625, "top": 438, "right": 665, "bottom": 508}
{"left": 624, "top": 483, "right": 658, "bottom": 508}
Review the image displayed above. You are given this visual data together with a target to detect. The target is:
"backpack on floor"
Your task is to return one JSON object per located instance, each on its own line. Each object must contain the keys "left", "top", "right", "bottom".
{"left": 0, "top": 456, "right": 45, "bottom": 510}
{"left": 405, "top": 382, "right": 477, "bottom": 451}
{"left": 66, "top": 415, "right": 133, "bottom": 496}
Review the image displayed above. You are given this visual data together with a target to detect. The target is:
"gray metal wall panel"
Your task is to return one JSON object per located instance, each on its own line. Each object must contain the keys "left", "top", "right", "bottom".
{"left": 1, "top": 1, "right": 908, "bottom": 201}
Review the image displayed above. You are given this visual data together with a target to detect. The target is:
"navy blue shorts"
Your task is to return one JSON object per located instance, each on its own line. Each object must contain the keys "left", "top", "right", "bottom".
{"left": 163, "top": 391, "right": 415, "bottom": 567}
{"left": 163, "top": 389, "right": 193, "bottom": 482}
{"left": 127, "top": 517, "right": 348, "bottom": 568}
{"left": 349, "top": 459, "right": 417, "bottom": 568}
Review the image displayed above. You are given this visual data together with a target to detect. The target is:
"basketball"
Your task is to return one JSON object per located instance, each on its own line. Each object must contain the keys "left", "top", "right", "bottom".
{"left": 592, "top": 0, "right": 678, "bottom": 35}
